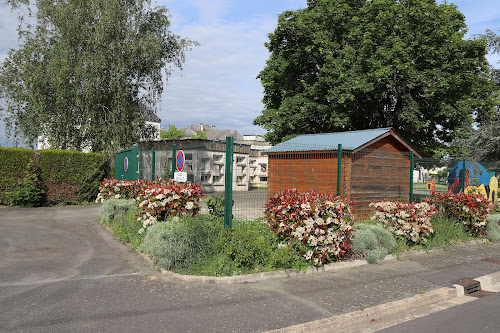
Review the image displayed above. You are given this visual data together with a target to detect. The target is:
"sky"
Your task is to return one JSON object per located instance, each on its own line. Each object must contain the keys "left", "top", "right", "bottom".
{"left": 1, "top": 0, "right": 500, "bottom": 147}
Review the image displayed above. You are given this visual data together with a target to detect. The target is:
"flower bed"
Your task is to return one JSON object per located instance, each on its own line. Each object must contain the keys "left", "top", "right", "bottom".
{"left": 264, "top": 188, "right": 354, "bottom": 266}
{"left": 425, "top": 192, "right": 492, "bottom": 236}
{"left": 369, "top": 201, "right": 436, "bottom": 244}
{"left": 96, "top": 178, "right": 203, "bottom": 232}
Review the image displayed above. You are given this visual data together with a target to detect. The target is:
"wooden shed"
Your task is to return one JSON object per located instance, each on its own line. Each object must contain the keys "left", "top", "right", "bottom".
{"left": 263, "top": 128, "right": 421, "bottom": 219}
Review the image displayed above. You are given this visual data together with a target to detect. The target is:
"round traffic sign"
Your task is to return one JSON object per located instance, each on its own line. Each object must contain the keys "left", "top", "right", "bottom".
{"left": 176, "top": 150, "right": 185, "bottom": 171}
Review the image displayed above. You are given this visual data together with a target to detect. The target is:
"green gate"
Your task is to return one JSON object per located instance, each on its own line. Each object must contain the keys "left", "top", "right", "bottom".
{"left": 115, "top": 146, "right": 140, "bottom": 180}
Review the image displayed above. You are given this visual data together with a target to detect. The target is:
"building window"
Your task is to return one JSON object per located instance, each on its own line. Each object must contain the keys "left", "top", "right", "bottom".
{"left": 185, "top": 153, "right": 193, "bottom": 161}
{"left": 201, "top": 175, "right": 211, "bottom": 183}
{"left": 201, "top": 158, "right": 209, "bottom": 171}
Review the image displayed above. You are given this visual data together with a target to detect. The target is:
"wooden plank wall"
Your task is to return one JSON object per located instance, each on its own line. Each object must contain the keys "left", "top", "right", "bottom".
{"left": 349, "top": 137, "right": 411, "bottom": 220}
{"left": 267, "top": 151, "right": 349, "bottom": 196}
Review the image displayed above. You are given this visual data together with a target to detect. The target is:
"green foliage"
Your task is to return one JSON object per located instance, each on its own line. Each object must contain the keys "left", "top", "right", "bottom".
{"left": 106, "top": 210, "right": 145, "bottom": 250}
{"left": 101, "top": 199, "right": 137, "bottom": 225}
{"left": 190, "top": 130, "right": 208, "bottom": 140}
{"left": 465, "top": 109, "right": 500, "bottom": 161}
{"left": 160, "top": 124, "right": 185, "bottom": 140}
{"left": 0, "top": 148, "right": 109, "bottom": 205}
{"left": 189, "top": 218, "right": 307, "bottom": 276}
{"left": 142, "top": 215, "right": 223, "bottom": 271}
{"left": 254, "top": 0, "right": 498, "bottom": 156}
{"left": 4, "top": 159, "right": 46, "bottom": 207}
{"left": 0, "top": 0, "right": 196, "bottom": 152}
{"left": 38, "top": 149, "right": 109, "bottom": 204}
{"left": 141, "top": 215, "right": 308, "bottom": 276}
{"left": 351, "top": 224, "right": 395, "bottom": 264}
{"left": 0, "top": 147, "right": 35, "bottom": 202}
{"left": 205, "top": 194, "right": 225, "bottom": 218}
{"left": 486, "top": 215, "right": 500, "bottom": 242}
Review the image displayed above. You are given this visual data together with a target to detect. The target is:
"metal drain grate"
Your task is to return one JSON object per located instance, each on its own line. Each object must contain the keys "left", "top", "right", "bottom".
{"left": 454, "top": 278, "right": 481, "bottom": 295}
{"left": 454, "top": 278, "right": 494, "bottom": 298}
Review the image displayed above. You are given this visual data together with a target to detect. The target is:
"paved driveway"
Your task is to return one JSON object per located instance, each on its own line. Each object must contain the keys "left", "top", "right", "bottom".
{"left": 1, "top": 206, "right": 500, "bottom": 333}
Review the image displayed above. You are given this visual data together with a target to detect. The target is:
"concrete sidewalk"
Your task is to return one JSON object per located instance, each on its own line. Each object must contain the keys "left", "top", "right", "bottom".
{"left": 1, "top": 205, "right": 499, "bottom": 333}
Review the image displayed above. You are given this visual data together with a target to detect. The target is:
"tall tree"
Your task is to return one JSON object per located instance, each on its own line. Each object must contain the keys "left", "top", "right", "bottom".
{"left": 0, "top": 0, "right": 195, "bottom": 152}
{"left": 465, "top": 29, "right": 500, "bottom": 162}
{"left": 254, "top": 0, "right": 498, "bottom": 156}
{"left": 160, "top": 124, "right": 185, "bottom": 140}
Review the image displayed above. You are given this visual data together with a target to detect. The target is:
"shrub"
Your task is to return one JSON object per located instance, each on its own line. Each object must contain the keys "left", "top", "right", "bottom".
{"left": 486, "top": 215, "right": 500, "bottom": 242}
{"left": 425, "top": 192, "right": 492, "bottom": 237}
{"left": 205, "top": 194, "right": 225, "bottom": 217}
{"left": 108, "top": 210, "right": 146, "bottom": 250}
{"left": 141, "top": 215, "right": 222, "bottom": 270}
{"left": 96, "top": 179, "right": 146, "bottom": 202}
{"left": 136, "top": 179, "right": 203, "bottom": 232}
{"left": 101, "top": 199, "right": 138, "bottom": 225}
{"left": 370, "top": 201, "right": 436, "bottom": 244}
{"left": 0, "top": 148, "right": 35, "bottom": 203}
{"left": 97, "top": 178, "right": 204, "bottom": 233}
{"left": 351, "top": 224, "right": 396, "bottom": 264}
{"left": 264, "top": 188, "right": 354, "bottom": 266}
{"left": 4, "top": 160, "right": 46, "bottom": 207}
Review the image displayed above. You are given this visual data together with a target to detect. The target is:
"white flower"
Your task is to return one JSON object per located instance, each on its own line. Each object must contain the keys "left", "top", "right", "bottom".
{"left": 186, "top": 201, "right": 195, "bottom": 210}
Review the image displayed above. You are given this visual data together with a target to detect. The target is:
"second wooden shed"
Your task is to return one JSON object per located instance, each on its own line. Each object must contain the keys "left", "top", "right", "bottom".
{"left": 263, "top": 127, "right": 421, "bottom": 219}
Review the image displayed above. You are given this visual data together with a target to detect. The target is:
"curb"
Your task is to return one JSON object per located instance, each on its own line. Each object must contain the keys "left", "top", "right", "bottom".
{"left": 265, "top": 269, "right": 500, "bottom": 333}
{"left": 265, "top": 287, "right": 458, "bottom": 333}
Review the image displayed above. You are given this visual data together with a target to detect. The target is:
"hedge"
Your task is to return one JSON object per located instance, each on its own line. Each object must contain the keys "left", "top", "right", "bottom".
{"left": 0, "top": 148, "right": 35, "bottom": 199}
{"left": 0, "top": 147, "right": 110, "bottom": 205}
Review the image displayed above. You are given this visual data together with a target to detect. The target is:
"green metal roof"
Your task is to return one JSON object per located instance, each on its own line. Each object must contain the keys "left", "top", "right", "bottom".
{"left": 265, "top": 127, "right": 395, "bottom": 153}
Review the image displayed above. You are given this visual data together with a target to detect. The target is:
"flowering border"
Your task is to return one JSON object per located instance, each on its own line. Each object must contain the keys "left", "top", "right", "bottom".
{"left": 425, "top": 192, "right": 492, "bottom": 236}
{"left": 264, "top": 188, "right": 354, "bottom": 266}
{"left": 370, "top": 201, "right": 436, "bottom": 244}
{"left": 96, "top": 178, "right": 203, "bottom": 232}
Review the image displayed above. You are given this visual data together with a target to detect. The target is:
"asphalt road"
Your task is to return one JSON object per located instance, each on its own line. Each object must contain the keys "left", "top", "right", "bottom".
{"left": 378, "top": 292, "right": 500, "bottom": 333}
{"left": 1, "top": 205, "right": 499, "bottom": 333}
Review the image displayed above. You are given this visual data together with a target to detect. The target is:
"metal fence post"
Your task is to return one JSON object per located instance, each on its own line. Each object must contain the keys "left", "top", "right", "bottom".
{"left": 337, "top": 144, "right": 342, "bottom": 196}
{"left": 461, "top": 159, "right": 466, "bottom": 193}
{"left": 409, "top": 151, "right": 414, "bottom": 203}
{"left": 151, "top": 147, "right": 156, "bottom": 181}
{"left": 171, "top": 144, "right": 176, "bottom": 179}
{"left": 224, "top": 136, "right": 234, "bottom": 228}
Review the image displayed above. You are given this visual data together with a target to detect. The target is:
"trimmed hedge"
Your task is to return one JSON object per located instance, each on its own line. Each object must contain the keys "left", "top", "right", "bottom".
{"left": 0, "top": 147, "right": 110, "bottom": 205}
{"left": 0, "top": 148, "right": 35, "bottom": 201}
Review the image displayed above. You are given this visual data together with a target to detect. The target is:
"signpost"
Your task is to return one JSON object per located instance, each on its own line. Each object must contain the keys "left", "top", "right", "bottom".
{"left": 174, "top": 150, "right": 187, "bottom": 182}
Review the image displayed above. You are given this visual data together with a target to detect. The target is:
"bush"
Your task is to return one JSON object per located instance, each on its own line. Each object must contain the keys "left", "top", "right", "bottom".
{"left": 4, "top": 160, "right": 46, "bottom": 207}
{"left": 107, "top": 210, "right": 146, "bottom": 250}
{"left": 0, "top": 148, "right": 35, "bottom": 203}
{"left": 0, "top": 148, "right": 109, "bottom": 205}
{"left": 486, "top": 215, "right": 500, "bottom": 242}
{"left": 264, "top": 188, "right": 354, "bottom": 266}
{"left": 351, "top": 224, "right": 396, "bottom": 264}
{"left": 97, "top": 178, "right": 204, "bottom": 233}
{"left": 425, "top": 192, "right": 492, "bottom": 237}
{"left": 140, "top": 215, "right": 308, "bottom": 276}
{"left": 141, "top": 215, "right": 222, "bottom": 270}
{"left": 205, "top": 194, "right": 225, "bottom": 218}
{"left": 101, "top": 199, "right": 138, "bottom": 225}
{"left": 370, "top": 201, "right": 436, "bottom": 244}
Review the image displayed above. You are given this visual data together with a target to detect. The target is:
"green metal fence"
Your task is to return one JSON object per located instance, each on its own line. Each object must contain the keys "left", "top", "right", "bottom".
{"left": 119, "top": 139, "right": 499, "bottom": 224}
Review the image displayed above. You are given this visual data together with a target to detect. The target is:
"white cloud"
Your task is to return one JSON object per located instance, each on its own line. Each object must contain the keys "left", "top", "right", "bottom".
{"left": 159, "top": 8, "right": 280, "bottom": 135}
